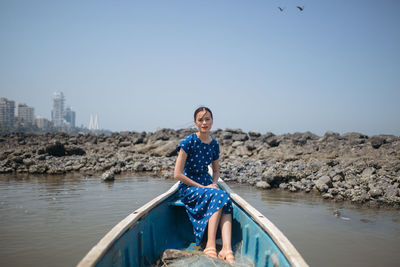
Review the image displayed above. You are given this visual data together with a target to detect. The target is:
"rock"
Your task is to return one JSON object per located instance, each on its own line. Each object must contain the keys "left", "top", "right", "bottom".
{"left": 151, "top": 140, "right": 178, "bottom": 157}
{"left": 225, "top": 128, "right": 243, "bottom": 134}
{"left": 11, "top": 156, "right": 24, "bottom": 164}
{"left": 221, "top": 132, "right": 233, "bottom": 140}
{"left": 362, "top": 167, "right": 376, "bottom": 178}
{"left": 133, "top": 162, "right": 145, "bottom": 172}
{"left": 323, "top": 131, "right": 340, "bottom": 139}
{"left": 289, "top": 186, "right": 298, "bottom": 192}
{"left": 231, "top": 141, "right": 244, "bottom": 148}
{"left": 328, "top": 188, "right": 339, "bottom": 196}
{"left": 72, "top": 164, "right": 83, "bottom": 171}
{"left": 291, "top": 132, "right": 310, "bottom": 146}
{"left": 315, "top": 175, "right": 332, "bottom": 193}
{"left": 1, "top": 129, "right": 400, "bottom": 207}
{"left": 22, "top": 158, "right": 35, "bottom": 167}
{"left": 119, "top": 141, "right": 131, "bottom": 147}
{"left": 256, "top": 181, "right": 271, "bottom": 189}
{"left": 0, "top": 153, "right": 7, "bottom": 161}
{"left": 28, "top": 164, "right": 47, "bottom": 174}
{"left": 47, "top": 166, "right": 65, "bottom": 174}
{"left": 101, "top": 170, "right": 115, "bottom": 182}
{"left": 45, "top": 142, "right": 66, "bottom": 157}
{"left": 266, "top": 137, "right": 280, "bottom": 147}
{"left": 279, "top": 183, "right": 289, "bottom": 190}
{"left": 232, "top": 133, "right": 248, "bottom": 142}
{"left": 152, "top": 129, "right": 172, "bottom": 141}
{"left": 248, "top": 131, "right": 261, "bottom": 139}
{"left": 342, "top": 132, "right": 368, "bottom": 145}
{"left": 332, "top": 209, "right": 341, "bottom": 217}
{"left": 65, "top": 146, "right": 86, "bottom": 156}
{"left": 369, "top": 188, "right": 383, "bottom": 198}
{"left": 385, "top": 187, "right": 399, "bottom": 198}
{"left": 261, "top": 169, "right": 276, "bottom": 184}
{"left": 246, "top": 142, "right": 256, "bottom": 151}
{"left": 332, "top": 174, "right": 344, "bottom": 182}
{"left": 370, "top": 136, "right": 386, "bottom": 149}
{"left": 352, "top": 192, "right": 369, "bottom": 203}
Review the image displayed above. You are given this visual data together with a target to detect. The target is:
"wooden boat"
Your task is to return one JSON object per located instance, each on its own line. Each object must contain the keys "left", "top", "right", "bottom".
{"left": 77, "top": 179, "right": 308, "bottom": 267}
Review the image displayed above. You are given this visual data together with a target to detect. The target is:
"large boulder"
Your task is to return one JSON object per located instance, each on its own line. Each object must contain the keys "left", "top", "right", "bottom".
{"left": 45, "top": 142, "right": 66, "bottom": 157}
{"left": 256, "top": 181, "right": 271, "bottom": 189}
{"left": 151, "top": 140, "right": 178, "bottom": 157}
{"left": 315, "top": 175, "right": 332, "bottom": 193}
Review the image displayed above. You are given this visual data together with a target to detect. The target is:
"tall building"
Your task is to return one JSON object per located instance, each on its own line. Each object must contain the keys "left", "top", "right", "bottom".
{"left": 64, "top": 106, "right": 76, "bottom": 128}
{"left": 0, "top": 97, "right": 15, "bottom": 127}
{"left": 35, "top": 116, "right": 52, "bottom": 130}
{"left": 52, "top": 92, "right": 65, "bottom": 127}
{"left": 17, "top": 103, "right": 34, "bottom": 126}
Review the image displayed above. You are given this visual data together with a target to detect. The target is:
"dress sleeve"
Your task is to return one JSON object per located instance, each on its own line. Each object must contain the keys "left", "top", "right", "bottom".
{"left": 177, "top": 136, "right": 192, "bottom": 155}
{"left": 212, "top": 140, "right": 220, "bottom": 161}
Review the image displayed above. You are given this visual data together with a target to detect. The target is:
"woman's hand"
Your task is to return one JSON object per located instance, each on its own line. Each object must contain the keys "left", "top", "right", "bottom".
{"left": 205, "top": 183, "right": 218, "bottom": 189}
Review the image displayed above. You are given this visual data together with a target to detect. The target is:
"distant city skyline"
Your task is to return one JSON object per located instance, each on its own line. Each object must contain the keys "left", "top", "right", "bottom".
{"left": 1, "top": 1, "right": 399, "bottom": 136}
{"left": 0, "top": 92, "right": 77, "bottom": 131}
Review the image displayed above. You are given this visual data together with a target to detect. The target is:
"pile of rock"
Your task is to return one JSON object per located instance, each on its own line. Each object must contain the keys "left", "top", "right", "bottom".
{"left": 0, "top": 129, "right": 399, "bottom": 207}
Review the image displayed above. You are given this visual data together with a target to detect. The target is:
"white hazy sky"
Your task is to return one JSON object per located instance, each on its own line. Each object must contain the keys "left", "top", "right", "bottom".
{"left": 1, "top": 0, "right": 399, "bottom": 136}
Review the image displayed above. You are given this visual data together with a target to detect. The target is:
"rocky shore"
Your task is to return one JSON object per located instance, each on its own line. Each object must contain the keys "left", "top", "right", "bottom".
{"left": 1, "top": 129, "right": 399, "bottom": 207}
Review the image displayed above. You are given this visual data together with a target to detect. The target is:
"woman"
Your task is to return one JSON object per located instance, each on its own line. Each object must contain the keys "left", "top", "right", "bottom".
{"left": 174, "top": 106, "right": 235, "bottom": 264}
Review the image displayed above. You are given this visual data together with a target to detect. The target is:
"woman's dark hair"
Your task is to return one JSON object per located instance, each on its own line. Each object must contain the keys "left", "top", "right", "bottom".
{"left": 194, "top": 106, "right": 213, "bottom": 121}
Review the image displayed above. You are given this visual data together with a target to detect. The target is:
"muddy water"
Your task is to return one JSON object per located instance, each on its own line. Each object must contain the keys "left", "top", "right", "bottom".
{"left": 0, "top": 174, "right": 399, "bottom": 267}
{"left": 228, "top": 183, "right": 400, "bottom": 267}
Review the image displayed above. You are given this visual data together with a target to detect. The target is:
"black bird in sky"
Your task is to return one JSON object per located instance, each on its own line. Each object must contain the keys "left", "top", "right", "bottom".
{"left": 278, "top": 7, "right": 285, "bottom": 12}
{"left": 297, "top": 6, "right": 305, "bottom": 11}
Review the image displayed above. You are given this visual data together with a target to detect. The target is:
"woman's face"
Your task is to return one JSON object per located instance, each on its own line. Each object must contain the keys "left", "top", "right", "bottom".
{"left": 194, "top": 110, "right": 213, "bottom": 133}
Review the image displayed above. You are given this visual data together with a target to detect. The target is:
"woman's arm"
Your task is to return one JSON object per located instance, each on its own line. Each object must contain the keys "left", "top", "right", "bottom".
{"left": 174, "top": 149, "right": 205, "bottom": 187}
{"left": 211, "top": 159, "right": 220, "bottom": 185}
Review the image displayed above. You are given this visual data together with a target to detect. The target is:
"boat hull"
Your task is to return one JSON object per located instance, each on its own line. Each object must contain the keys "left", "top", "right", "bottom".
{"left": 78, "top": 180, "right": 308, "bottom": 267}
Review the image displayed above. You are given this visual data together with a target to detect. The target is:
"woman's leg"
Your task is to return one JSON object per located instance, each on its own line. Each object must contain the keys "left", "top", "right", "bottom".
{"left": 219, "top": 213, "right": 235, "bottom": 263}
{"left": 219, "top": 213, "right": 232, "bottom": 250}
{"left": 204, "top": 208, "right": 222, "bottom": 255}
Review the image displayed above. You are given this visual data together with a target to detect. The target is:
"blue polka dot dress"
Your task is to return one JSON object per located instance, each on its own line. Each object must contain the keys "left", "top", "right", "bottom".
{"left": 176, "top": 133, "right": 233, "bottom": 245}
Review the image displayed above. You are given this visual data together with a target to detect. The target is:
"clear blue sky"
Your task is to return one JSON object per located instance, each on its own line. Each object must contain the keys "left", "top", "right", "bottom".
{"left": 1, "top": 0, "right": 399, "bottom": 136}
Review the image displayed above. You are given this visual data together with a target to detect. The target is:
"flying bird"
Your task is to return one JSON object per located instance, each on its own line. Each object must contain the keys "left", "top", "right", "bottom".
{"left": 297, "top": 6, "right": 305, "bottom": 11}
{"left": 278, "top": 7, "right": 285, "bottom": 12}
